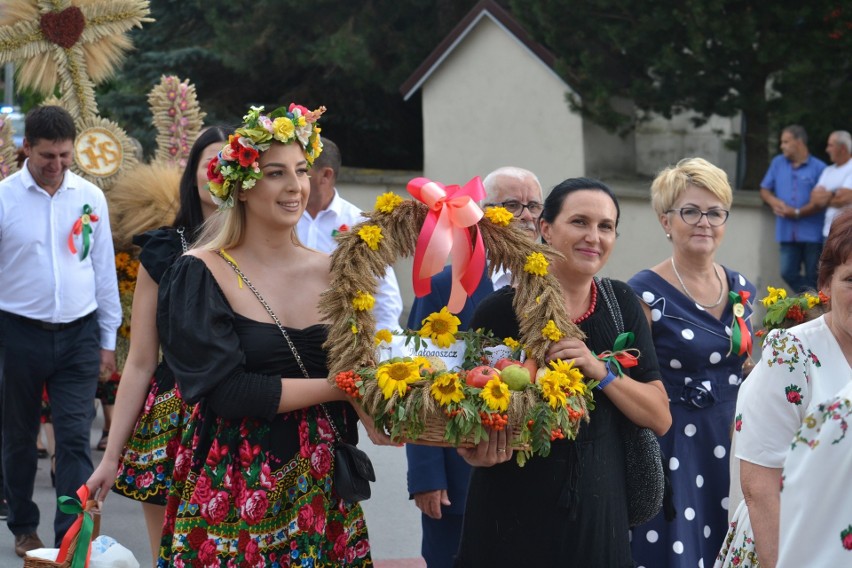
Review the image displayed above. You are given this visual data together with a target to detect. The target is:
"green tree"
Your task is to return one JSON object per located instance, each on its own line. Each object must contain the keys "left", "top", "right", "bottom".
{"left": 510, "top": 0, "right": 852, "bottom": 188}
{"left": 97, "top": 0, "right": 480, "bottom": 169}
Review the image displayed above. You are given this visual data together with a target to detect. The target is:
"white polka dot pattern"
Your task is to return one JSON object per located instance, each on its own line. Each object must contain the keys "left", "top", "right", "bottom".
{"left": 651, "top": 309, "right": 662, "bottom": 321}
{"left": 704, "top": 525, "right": 711, "bottom": 538}
{"left": 709, "top": 352, "right": 721, "bottom": 364}
{"left": 714, "top": 445, "right": 726, "bottom": 459}
{"left": 684, "top": 507, "right": 695, "bottom": 520}
{"left": 646, "top": 530, "right": 659, "bottom": 543}
{"left": 684, "top": 424, "right": 697, "bottom": 437}
{"left": 696, "top": 475, "right": 704, "bottom": 487}
{"left": 673, "top": 541, "right": 684, "bottom": 554}
{"left": 642, "top": 291, "right": 655, "bottom": 303}
{"left": 670, "top": 359, "right": 682, "bottom": 369}
{"left": 681, "top": 328, "right": 695, "bottom": 340}
{"left": 669, "top": 457, "right": 680, "bottom": 470}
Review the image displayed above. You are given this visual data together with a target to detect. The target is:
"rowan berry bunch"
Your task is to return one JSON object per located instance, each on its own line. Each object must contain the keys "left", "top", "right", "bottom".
{"left": 479, "top": 411, "right": 508, "bottom": 431}
{"left": 334, "top": 370, "right": 362, "bottom": 399}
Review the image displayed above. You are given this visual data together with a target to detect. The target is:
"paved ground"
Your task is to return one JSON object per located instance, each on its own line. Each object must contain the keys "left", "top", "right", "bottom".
{"left": 1, "top": 417, "right": 426, "bottom": 567}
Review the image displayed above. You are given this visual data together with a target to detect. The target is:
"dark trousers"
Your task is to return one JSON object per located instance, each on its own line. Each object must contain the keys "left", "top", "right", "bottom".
{"left": 779, "top": 241, "right": 823, "bottom": 293}
{"left": 422, "top": 513, "right": 463, "bottom": 568}
{"left": 0, "top": 312, "right": 99, "bottom": 545}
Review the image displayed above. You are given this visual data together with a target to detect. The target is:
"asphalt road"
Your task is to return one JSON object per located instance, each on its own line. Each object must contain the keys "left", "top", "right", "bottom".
{"left": 0, "top": 417, "right": 425, "bottom": 567}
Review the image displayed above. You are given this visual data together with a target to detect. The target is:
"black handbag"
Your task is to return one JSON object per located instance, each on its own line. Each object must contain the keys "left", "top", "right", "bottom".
{"left": 217, "top": 250, "right": 376, "bottom": 503}
{"left": 596, "top": 277, "right": 669, "bottom": 527}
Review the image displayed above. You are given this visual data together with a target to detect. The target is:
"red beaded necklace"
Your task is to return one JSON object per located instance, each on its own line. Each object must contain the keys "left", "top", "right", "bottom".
{"left": 572, "top": 280, "right": 598, "bottom": 324}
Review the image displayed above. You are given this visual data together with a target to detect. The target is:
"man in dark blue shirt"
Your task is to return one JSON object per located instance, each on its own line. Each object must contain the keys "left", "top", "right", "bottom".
{"left": 759, "top": 125, "right": 827, "bottom": 292}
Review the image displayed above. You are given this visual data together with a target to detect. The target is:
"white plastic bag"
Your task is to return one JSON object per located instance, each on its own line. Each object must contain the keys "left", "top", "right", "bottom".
{"left": 89, "top": 535, "right": 139, "bottom": 568}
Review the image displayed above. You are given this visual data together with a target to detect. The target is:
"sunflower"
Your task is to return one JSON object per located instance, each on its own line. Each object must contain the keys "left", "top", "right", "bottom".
{"left": 430, "top": 372, "right": 465, "bottom": 406}
{"left": 479, "top": 377, "right": 510, "bottom": 412}
{"left": 538, "top": 373, "right": 567, "bottom": 409}
{"left": 375, "top": 359, "right": 421, "bottom": 399}
{"left": 548, "top": 359, "right": 587, "bottom": 395}
{"left": 419, "top": 307, "right": 461, "bottom": 348}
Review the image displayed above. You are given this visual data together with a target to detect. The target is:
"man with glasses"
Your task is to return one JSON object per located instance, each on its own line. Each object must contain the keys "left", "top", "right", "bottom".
{"left": 759, "top": 125, "right": 827, "bottom": 292}
{"left": 405, "top": 166, "right": 543, "bottom": 567}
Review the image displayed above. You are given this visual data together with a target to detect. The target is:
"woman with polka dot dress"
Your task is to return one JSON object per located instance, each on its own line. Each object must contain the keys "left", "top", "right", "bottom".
{"left": 628, "top": 158, "right": 756, "bottom": 568}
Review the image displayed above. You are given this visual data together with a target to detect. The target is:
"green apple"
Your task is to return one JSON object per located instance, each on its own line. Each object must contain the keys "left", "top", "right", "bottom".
{"left": 500, "top": 364, "right": 531, "bottom": 391}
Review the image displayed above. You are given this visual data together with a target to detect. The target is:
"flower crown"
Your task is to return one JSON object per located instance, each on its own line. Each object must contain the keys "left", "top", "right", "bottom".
{"left": 206, "top": 103, "right": 326, "bottom": 209}
{"left": 757, "top": 286, "right": 829, "bottom": 338}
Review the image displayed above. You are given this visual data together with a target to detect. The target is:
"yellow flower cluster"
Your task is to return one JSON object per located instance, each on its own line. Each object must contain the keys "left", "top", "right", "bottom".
{"left": 484, "top": 206, "right": 513, "bottom": 226}
{"left": 541, "top": 320, "right": 564, "bottom": 341}
{"left": 374, "top": 328, "right": 393, "bottom": 346}
{"left": 352, "top": 291, "right": 376, "bottom": 311}
{"left": 524, "top": 252, "right": 549, "bottom": 276}
{"left": 375, "top": 192, "right": 404, "bottom": 213}
{"left": 803, "top": 292, "right": 820, "bottom": 309}
{"left": 761, "top": 286, "right": 788, "bottom": 307}
{"left": 538, "top": 360, "right": 587, "bottom": 408}
{"left": 358, "top": 225, "right": 383, "bottom": 250}
{"left": 503, "top": 337, "right": 520, "bottom": 350}
{"left": 419, "top": 307, "right": 461, "bottom": 348}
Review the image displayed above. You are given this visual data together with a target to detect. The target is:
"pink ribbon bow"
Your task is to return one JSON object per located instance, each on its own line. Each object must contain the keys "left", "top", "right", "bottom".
{"left": 407, "top": 177, "right": 487, "bottom": 313}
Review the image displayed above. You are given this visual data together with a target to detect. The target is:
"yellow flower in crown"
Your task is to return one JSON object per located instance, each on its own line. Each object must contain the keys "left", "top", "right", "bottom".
{"left": 761, "top": 286, "right": 788, "bottom": 307}
{"left": 524, "top": 252, "right": 549, "bottom": 276}
{"left": 376, "top": 359, "right": 421, "bottom": 399}
{"left": 538, "top": 373, "right": 568, "bottom": 409}
{"left": 358, "top": 225, "right": 384, "bottom": 250}
{"left": 430, "top": 372, "right": 465, "bottom": 406}
{"left": 375, "top": 192, "right": 404, "bottom": 213}
{"left": 206, "top": 104, "right": 326, "bottom": 210}
{"left": 480, "top": 377, "right": 510, "bottom": 412}
{"left": 542, "top": 320, "right": 564, "bottom": 341}
{"left": 803, "top": 293, "right": 819, "bottom": 309}
{"left": 484, "top": 206, "right": 513, "bottom": 226}
{"left": 548, "top": 359, "right": 587, "bottom": 395}
{"left": 419, "top": 307, "right": 461, "bottom": 348}
{"left": 374, "top": 328, "right": 393, "bottom": 346}
{"left": 352, "top": 291, "right": 375, "bottom": 311}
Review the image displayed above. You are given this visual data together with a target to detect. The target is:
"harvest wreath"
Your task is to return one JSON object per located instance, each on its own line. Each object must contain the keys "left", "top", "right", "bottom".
{"left": 321, "top": 177, "right": 597, "bottom": 465}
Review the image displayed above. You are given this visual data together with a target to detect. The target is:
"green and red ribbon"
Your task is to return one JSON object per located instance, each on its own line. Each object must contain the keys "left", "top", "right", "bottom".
{"left": 594, "top": 332, "right": 640, "bottom": 376}
{"left": 56, "top": 485, "right": 96, "bottom": 568}
{"left": 728, "top": 290, "right": 753, "bottom": 357}
{"left": 67, "top": 204, "right": 98, "bottom": 261}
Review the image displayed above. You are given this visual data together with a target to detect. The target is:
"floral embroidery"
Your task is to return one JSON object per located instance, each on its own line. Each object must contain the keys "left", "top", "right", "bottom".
{"left": 842, "top": 525, "right": 852, "bottom": 551}
{"left": 735, "top": 413, "right": 742, "bottom": 432}
{"left": 785, "top": 384, "right": 803, "bottom": 405}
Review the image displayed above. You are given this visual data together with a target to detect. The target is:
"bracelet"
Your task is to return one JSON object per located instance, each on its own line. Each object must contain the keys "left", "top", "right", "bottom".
{"left": 596, "top": 361, "right": 618, "bottom": 391}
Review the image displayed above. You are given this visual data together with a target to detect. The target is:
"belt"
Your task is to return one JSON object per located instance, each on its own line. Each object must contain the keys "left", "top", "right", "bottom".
{"left": 665, "top": 382, "right": 740, "bottom": 409}
{"left": 2, "top": 310, "right": 95, "bottom": 331}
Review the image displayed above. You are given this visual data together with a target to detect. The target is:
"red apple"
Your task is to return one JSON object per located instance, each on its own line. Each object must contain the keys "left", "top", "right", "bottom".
{"left": 494, "top": 358, "right": 522, "bottom": 371}
{"left": 465, "top": 365, "right": 499, "bottom": 388}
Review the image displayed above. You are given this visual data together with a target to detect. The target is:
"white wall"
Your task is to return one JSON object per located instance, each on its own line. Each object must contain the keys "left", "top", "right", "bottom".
{"left": 420, "top": 15, "right": 585, "bottom": 193}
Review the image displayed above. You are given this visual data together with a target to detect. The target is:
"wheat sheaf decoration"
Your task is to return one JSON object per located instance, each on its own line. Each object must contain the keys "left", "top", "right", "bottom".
{"left": 320, "top": 178, "right": 581, "bottom": 380}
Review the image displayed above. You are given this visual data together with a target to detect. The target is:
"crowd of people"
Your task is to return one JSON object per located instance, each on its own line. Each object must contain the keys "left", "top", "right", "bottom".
{"left": 0, "top": 104, "right": 849, "bottom": 567}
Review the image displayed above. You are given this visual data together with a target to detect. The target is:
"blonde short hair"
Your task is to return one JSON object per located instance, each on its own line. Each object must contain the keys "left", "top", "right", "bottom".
{"left": 650, "top": 157, "right": 732, "bottom": 216}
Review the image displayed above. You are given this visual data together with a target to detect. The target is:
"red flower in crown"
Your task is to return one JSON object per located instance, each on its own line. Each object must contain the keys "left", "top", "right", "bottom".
{"left": 207, "top": 157, "right": 224, "bottom": 184}
{"left": 289, "top": 103, "right": 310, "bottom": 115}
{"left": 238, "top": 145, "right": 259, "bottom": 168}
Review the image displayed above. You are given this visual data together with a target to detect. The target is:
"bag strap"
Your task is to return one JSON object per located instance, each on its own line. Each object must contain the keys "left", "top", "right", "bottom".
{"left": 214, "top": 249, "right": 343, "bottom": 442}
{"left": 595, "top": 276, "right": 624, "bottom": 335}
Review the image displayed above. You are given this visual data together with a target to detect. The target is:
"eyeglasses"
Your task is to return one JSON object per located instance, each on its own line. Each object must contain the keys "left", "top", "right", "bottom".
{"left": 666, "top": 207, "right": 729, "bottom": 226}
{"left": 486, "top": 200, "right": 544, "bottom": 218}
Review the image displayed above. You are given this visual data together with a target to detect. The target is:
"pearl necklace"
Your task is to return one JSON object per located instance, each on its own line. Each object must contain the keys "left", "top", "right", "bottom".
{"left": 670, "top": 257, "right": 725, "bottom": 309}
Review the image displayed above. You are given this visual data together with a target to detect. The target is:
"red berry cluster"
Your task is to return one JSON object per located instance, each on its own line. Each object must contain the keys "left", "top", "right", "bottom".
{"left": 444, "top": 408, "right": 463, "bottom": 419}
{"left": 334, "top": 370, "right": 361, "bottom": 399}
{"left": 786, "top": 304, "right": 805, "bottom": 323}
{"left": 479, "top": 411, "right": 508, "bottom": 431}
{"left": 550, "top": 427, "right": 565, "bottom": 441}
{"left": 567, "top": 408, "right": 584, "bottom": 422}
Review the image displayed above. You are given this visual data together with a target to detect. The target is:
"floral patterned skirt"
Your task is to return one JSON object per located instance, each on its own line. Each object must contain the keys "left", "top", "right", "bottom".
{"left": 715, "top": 499, "right": 759, "bottom": 567}
{"left": 158, "top": 405, "right": 373, "bottom": 567}
{"left": 112, "top": 364, "right": 191, "bottom": 505}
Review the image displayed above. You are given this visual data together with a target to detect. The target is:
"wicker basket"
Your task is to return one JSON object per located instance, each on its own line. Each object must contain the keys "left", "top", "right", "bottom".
{"left": 23, "top": 501, "right": 100, "bottom": 568}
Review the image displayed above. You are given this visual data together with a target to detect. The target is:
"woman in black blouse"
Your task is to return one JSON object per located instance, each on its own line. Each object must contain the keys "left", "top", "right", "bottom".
{"left": 153, "top": 105, "right": 389, "bottom": 567}
{"left": 455, "top": 178, "right": 671, "bottom": 567}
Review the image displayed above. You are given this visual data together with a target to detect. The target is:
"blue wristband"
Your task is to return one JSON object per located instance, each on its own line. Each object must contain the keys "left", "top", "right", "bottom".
{"left": 596, "top": 361, "right": 618, "bottom": 391}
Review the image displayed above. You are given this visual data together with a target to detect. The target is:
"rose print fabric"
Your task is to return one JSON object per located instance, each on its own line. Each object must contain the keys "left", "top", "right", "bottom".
{"left": 113, "top": 229, "right": 191, "bottom": 505}
{"left": 716, "top": 315, "right": 851, "bottom": 567}
{"left": 156, "top": 256, "right": 371, "bottom": 567}
{"left": 778, "top": 381, "right": 852, "bottom": 567}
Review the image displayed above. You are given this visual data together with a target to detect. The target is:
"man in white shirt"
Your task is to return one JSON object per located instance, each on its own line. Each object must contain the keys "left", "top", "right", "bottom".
{"left": 812, "top": 130, "right": 852, "bottom": 237}
{"left": 0, "top": 106, "right": 121, "bottom": 556}
{"left": 297, "top": 138, "right": 403, "bottom": 330}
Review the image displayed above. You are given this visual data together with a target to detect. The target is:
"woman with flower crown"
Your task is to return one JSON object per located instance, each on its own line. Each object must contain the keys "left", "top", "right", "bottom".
{"left": 86, "top": 125, "right": 232, "bottom": 561}
{"left": 155, "top": 104, "right": 389, "bottom": 567}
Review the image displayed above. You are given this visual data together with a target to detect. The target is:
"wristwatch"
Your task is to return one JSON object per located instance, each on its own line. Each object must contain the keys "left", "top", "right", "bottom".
{"left": 794, "top": 208, "right": 801, "bottom": 219}
{"left": 596, "top": 361, "right": 618, "bottom": 391}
